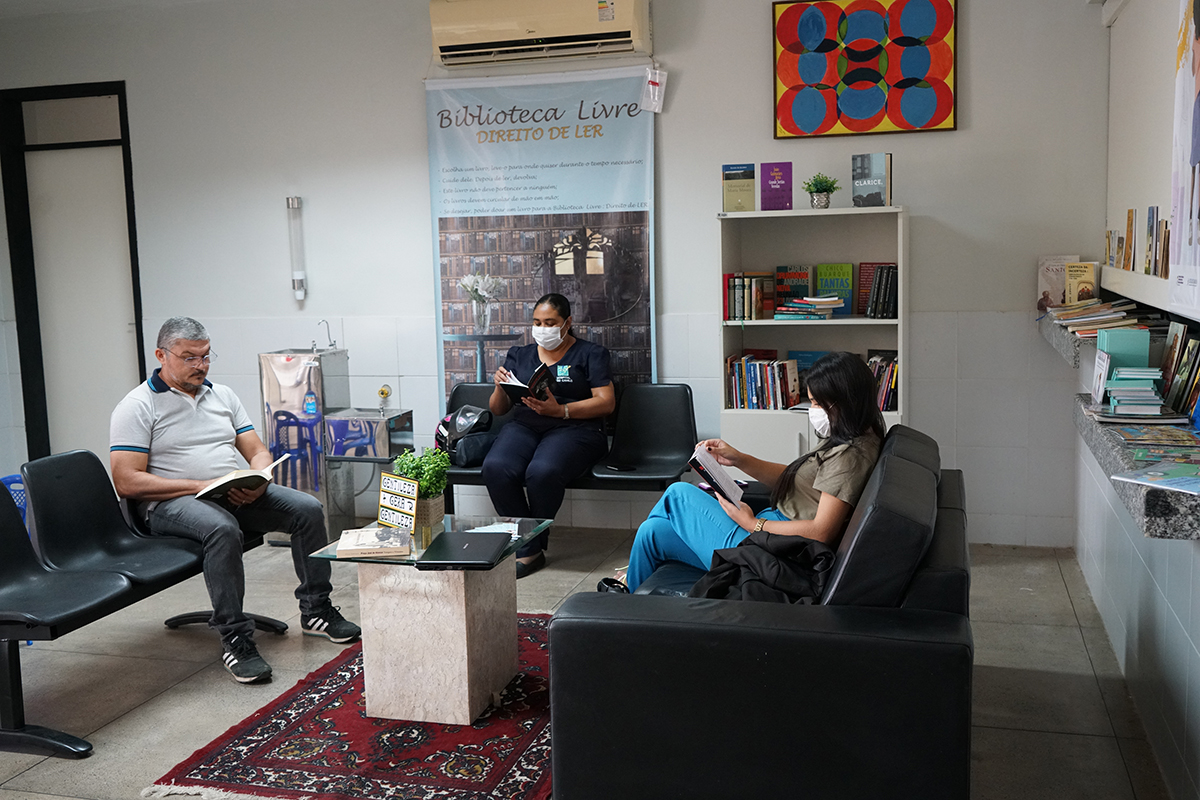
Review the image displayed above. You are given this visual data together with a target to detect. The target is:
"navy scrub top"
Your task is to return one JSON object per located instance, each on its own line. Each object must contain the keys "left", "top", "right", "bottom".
{"left": 502, "top": 338, "right": 612, "bottom": 433}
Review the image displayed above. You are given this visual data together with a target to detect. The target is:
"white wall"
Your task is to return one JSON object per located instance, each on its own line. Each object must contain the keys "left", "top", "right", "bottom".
{"left": 0, "top": 0, "right": 1107, "bottom": 541}
{"left": 1083, "top": 1, "right": 1200, "bottom": 798}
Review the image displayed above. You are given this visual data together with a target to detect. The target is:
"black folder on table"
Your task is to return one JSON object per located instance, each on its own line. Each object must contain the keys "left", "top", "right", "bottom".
{"left": 414, "top": 531, "right": 512, "bottom": 571}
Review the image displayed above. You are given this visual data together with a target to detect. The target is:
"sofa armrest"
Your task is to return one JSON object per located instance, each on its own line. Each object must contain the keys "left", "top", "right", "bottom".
{"left": 549, "top": 592, "right": 973, "bottom": 800}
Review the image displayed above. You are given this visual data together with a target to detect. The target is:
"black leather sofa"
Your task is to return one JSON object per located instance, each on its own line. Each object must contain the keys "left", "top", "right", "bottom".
{"left": 548, "top": 425, "right": 972, "bottom": 800}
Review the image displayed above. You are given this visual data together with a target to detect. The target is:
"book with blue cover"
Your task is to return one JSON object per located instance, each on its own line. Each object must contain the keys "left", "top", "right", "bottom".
{"left": 1111, "top": 461, "right": 1200, "bottom": 495}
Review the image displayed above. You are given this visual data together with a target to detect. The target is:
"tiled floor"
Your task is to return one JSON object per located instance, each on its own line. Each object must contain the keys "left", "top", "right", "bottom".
{"left": 0, "top": 531, "right": 1173, "bottom": 799}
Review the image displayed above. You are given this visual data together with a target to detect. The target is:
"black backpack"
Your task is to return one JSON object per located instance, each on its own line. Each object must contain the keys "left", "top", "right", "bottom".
{"left": 434, "top": 405, "right": 497, "bottom": 467}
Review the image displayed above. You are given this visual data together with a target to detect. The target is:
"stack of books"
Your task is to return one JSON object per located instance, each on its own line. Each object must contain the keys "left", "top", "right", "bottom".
{"left": 1106, "top": 367, "right": 1166, "bottom": 416}
{"left": 862, "top": 263, "right": 897, "bottom": 319}
{"left": 1049, "top": 298, "right": 1138, "bottom": 336}
{"left": 774, "top": 296, "right": 841, "bottom": 319}
{"left": 867, "top": 350, "right": 898, "bottom": 412}
{"left": 723, "top": 272, "right": 775, "bottom": 320}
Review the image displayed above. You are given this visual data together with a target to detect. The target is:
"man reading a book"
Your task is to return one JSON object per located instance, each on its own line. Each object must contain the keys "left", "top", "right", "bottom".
{"left": 109, "top": 317, "right": 360, "bottom": 684}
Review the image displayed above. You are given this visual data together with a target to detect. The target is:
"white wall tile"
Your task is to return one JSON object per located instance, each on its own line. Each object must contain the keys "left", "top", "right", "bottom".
{"left": 1024, "top": 447, "right": 1075, "bottom": 518}
{"left": 1030, "top": 326, "right": 1078, "bottom": 383}
{"left": 0, "top": 374, "right": 10, "bottom": 428}
{"left": 1163, "top": 609, "right": 1192, "bottom": 754}
{"left": 967, "top": 513, "right": 1027, "bottom": 546}
{"left": 908, "top": 311, "right": 957, "bottom": 380}
{"left": 688, "top": 312, "right": 721, "bottom": 378}
{"left": 956, "top": 446, "right": 1028, "bottom": 515}
{"left": 1027, "top": 380, "right": 1078, "bottom": 451}
{"left": 687, "top": 377, "right": 723, "bottom": 441}
{"left": 1185, "top": 644, "right": 1200, "bottom": 788}
{"left": 938, "top": 445, "right": 957, "bottom": 470}
{"left": 1191, "top": 543, "right": 1200, "bottom": 656}
{"left": 907, "top": 378, "right": 955, "bottom": 451}
{"left": 1028, "top": 514, "right": 1075, "bottom": 548}
{"left": 398, "top": 375, "right": 442, "bottom": 451}
{"left": 5, "top": 321, "right": 20, "bottom": 374}
{"left": 343, "top": 316, "right": 400, "bottom": 375}
{"left": 0, "top": 426, "right": 27, "bottom": 477}
{"left": 657, "top": 313, "right": 689, "bottom": 378}
{"left": 1164, "top": 539, "right": 1193, "bottom": 637}
{"left": 454, "top": 492, "right": 498, "bottom": 517}
{"left": 956, "top": 379, "right": 1029, "bottom": 448}
{"left": 397, "top": 315, "right": 439, "bottom": 376}
{"left": 0, "top": 325, "right": 7, "bottom": 377}
{"left": 957, "top": 312, "right": 1032, "bottom": 381}
{"left": 349, "top": 375, "right": 401, "bottom": 412}
{"left": 571, "top": 497, "right": 630, "bottom": 529}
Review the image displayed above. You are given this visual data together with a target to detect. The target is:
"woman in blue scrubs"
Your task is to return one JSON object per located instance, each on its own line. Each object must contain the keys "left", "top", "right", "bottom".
{"left": 482, "top": 293, "right": 616, "bottom": 578}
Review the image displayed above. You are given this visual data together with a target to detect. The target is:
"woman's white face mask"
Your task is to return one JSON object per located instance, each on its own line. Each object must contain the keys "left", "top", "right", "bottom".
{"left": 809, "top": 404, "right": 831, "bottom": 438}
{"left": 532, "top": 321, "right": 566, "bottom": 350}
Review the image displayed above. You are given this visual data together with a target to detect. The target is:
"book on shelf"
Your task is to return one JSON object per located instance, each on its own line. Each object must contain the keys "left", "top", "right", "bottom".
{"left": 1083, "top": 406, "right": 1191, "bottom": 424}
{"left": 1111, "top": 461, "right": 1200, "bottom": 495}
{"left": 816, "top": 264, "right": 853, "bottom": 316}
{"left": 722, "top": 164, "right": 755, "bottom": 213}
{"left": 724, "top": 272, "right": 774, "bottom": 320}
{"left": 1130, "top": 446, "right": 1200, "bottom": 463}
{"left": 867, "top": 350, "right": 898, "bottom": 412}
{"left": 1096, "top": 327, "right": 1150, "bottom": 370}
{"left": 1064, "top": 261, "right": 1098, "bottom": 304}
{"left": 1115, "top": 235, "right": 1126, "bottom": 271}
{"left": 1091, "top": 349, "right": 1111, "bottom": 404}
{"left": 499, "top": 362, "right": 552, "bottom": 402}
{"left": 1166, "top": 339, "right": 1200, "bottom": 410}
{"left": 1144, "top": 206, "right": 1158, "bottom": 276}
{"left": 760, "top": 161, "right": 792, "bottom": 211}
{"left": 1123, "top": 209, "right": 1137, "bottom": 271}
{"left": 689, "top": 443, "right": 744, "bottom": 504}
{"left": 775, "top": 265, "right": 815, "bottom": 306}
{"left": 1105, "top": 231, "right": 1115, "bottom": 270}
{"left": 1109, "top": 400, "right": 1168, "bottom": 416}
{"left": 851, "top": 153, "right": 892, "bottom": 207}
{"left": 336, "top": 525, "right": 412, "bottom": 559}
{"left": 724, "top": 352, "right": 802, "bottom": 410}
{"left": 1036, "top": 255, "right": 1076, "bottom": 313}
{"left": 1052, "top": 298, "right": 1134, "bottom": 322}
{"left": 1161, "top": 321, "right": 1189, "bottom": 397}
{"left": 1110, "top": 425, "right": 1200, "bottom": 446}
{"left": 196, "top": 454, "right": 290, "bottom": 501}
{"left": 858, "top": 262, "right": 894, "bottom": 317}
{"left": 1112, "top": 367, "right": 1163, "bottom": 379}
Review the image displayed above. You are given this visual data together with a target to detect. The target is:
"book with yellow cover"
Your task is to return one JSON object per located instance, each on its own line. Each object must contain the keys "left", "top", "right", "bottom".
{"left": 1064, "top": 262, "right": 1097, "bottom": 304}
{"left": 722, "top": 164, "right": 755, "bottom": 213}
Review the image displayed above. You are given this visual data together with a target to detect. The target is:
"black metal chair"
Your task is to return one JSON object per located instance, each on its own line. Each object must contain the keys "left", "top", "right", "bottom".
{"left": 587, "top": 383, "right": 697, "bottom": 488}
{"left": 444, "top": 382, "right": 515, "bottom": 513}
{"left": 22, "top": 450, "right": 287, "bottom": 635}
{"left": 0, "top": 487, "right": 133, "bottom": 757}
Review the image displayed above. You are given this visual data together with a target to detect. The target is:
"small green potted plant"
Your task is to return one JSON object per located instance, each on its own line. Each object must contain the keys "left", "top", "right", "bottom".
{"left": 393, "top": 448, "right": 451, "bottom": 533}
{"left": 802, "top": 172, "right": 840, "bottom": 209}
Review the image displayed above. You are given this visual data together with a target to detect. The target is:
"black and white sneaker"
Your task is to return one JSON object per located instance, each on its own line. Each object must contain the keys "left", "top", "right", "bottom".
{"left": 301, "top": 605, "right": 361, "bottom": 644}
{"left": 221, "top": 635, "right": 272, "bottom": 684}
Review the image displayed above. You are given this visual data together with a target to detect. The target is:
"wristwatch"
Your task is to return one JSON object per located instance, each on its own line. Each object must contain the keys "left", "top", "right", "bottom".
{"left": 563, "top": 403, "right": 570, "bottom": 420}
{"left": 753, "top": 518, "right": 766, "bottom": 532}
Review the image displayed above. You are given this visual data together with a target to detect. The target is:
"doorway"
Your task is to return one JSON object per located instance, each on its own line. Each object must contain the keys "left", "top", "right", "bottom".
{"left": 0, "top": 82, "right": 146, "bottom": 463}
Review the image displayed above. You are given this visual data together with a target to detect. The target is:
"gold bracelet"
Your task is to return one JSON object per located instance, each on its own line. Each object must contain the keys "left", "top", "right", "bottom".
{"left": 753, "top": 518, "right": 766, "bottom": 532}
{"left": 563, "top": 403, "right": 570, "bottom": 420}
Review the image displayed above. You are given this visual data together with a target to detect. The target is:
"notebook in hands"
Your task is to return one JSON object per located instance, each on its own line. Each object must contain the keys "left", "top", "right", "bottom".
{"left": 414, "top": 531, "right": 512, "bottom": 571}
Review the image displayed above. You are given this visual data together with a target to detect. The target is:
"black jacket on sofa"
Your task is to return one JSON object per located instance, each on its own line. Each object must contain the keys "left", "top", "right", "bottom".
{"left": 548, "top": 425, "right": 972, "bottom": 800}
{"left": 687, "top": 528, "right": 835, "bottom": 603}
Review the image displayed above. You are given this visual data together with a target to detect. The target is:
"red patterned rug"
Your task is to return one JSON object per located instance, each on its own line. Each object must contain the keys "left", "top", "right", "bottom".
{"left": 143, "top": 615, "right": 551, "bottom": 800}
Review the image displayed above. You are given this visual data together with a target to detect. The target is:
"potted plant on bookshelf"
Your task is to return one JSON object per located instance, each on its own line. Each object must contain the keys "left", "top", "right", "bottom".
{"left": 393, "top": 448, "right": 451, "bottom": 539}
{"left": 459, "top": 272, "right": 503, "bottom": 334}
{"left": 802, "top": 173, "right": 840, "bottom": 209}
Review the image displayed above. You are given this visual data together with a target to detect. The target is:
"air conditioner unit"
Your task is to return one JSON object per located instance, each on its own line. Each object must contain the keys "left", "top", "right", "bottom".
{"left": 430, "top": 0, "right": 652, "bottom": 68}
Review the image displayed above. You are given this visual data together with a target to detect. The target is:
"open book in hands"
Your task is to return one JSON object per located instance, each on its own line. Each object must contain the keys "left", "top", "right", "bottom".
{"left": 195, "top": 454, "right": 290, "bottom": 501}
{"left": 499, "top": 362, "right": 553, "bottom": 402}
{"left": 688, "top": 444, "right": 744, "bottom": 505}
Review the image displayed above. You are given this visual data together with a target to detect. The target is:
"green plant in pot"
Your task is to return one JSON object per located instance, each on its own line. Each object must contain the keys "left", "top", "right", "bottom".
{"left": 802, "top": 173, "right": 840, "bottom": 209}
{"left": 393, "top": 448, "right": 451, "bottom": 534}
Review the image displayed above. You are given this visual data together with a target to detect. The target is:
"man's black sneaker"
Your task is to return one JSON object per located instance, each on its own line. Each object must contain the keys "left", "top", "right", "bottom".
{"left": 301, "top": 605, "right": 361, "bottom": 644}
{"left": 222, "top": 635, "right": 271, "bottom": 684}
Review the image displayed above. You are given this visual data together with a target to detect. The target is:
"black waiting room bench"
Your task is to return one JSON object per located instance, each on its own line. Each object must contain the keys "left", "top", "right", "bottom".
{"left": 443, "top": 382, "right": 699, "bottom": 514}
{"left": 0, "top": 450, "right": 286, "bottom": 758}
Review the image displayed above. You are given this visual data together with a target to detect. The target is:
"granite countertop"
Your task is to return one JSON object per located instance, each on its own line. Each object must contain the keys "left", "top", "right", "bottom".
{"left": 1038, "top": 314, "right": 1090, "bottom": 368}
{"left": 1073, "top": 394, "right": 1200, "bottom": 540}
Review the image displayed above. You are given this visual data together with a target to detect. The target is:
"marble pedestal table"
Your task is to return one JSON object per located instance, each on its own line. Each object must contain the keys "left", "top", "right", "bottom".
{"left": 310, "top": 514, "right": 551, "bottom": 725}
{"left": 357, "top": 557, "right": 516, "bottom": 724}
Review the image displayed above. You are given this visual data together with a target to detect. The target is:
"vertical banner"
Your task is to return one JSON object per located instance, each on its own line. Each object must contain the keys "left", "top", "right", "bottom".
{"left": 1171, "top": 0, "right": 1200, "bottom": 314}
{"left": 426, "top": 67, "right": 655, "bottom": 401}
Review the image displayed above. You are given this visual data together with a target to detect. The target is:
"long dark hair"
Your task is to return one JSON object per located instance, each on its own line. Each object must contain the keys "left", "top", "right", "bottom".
{"left": 770, "top": 351, "right": 886, "bottom": 507}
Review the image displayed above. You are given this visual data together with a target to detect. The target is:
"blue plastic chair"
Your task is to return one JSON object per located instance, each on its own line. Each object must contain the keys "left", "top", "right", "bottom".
{"left": 1, "top": 475, "right": 25, "bottom": 527}
{"left": 271, "top": 411, "right": 321, "bottom": 491}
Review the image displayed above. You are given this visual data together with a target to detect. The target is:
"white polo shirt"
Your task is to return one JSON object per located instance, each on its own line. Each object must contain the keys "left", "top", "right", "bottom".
{"left": 110, "top": 368, "right": 256, "bottom": 483}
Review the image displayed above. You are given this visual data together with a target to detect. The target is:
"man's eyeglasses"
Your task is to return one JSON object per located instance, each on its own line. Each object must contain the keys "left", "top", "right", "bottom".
{"left": 168, "top": 350, "right": 216, "bottom": 367}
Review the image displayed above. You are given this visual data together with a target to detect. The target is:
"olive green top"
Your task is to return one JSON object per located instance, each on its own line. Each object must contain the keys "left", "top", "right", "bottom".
{"left": 775, "top": 431, "right": 883, "bottom": 521}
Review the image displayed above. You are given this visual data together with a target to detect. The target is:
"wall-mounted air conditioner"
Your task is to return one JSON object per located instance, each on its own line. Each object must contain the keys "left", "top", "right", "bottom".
{"left": 430, "top": 0, "right": 652, "bottom": 68}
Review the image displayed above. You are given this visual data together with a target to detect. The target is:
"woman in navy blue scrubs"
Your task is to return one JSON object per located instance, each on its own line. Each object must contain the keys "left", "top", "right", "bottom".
{"left": 482, "top": 293, "right": 616, "bottom": 578}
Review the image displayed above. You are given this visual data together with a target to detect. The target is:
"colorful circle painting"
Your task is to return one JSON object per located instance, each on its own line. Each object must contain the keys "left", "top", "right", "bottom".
{"left": 774, "top": 0, "right": 956, "bottom": 137}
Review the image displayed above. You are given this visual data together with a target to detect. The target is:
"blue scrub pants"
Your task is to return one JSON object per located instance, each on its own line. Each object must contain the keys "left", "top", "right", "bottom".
{"left": 627, "top": 482, "right": 788, "bottom": 591}
{"left": 481, "top": 420, "right": 608, "bottom": 555}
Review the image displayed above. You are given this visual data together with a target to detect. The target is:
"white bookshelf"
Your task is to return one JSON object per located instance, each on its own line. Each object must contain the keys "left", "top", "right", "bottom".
{"left": 718, "top": 206, "right": 909, "bottom": 467}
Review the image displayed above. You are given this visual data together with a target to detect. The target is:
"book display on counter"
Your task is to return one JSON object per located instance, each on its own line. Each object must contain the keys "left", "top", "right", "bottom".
{"left": 717, "top": 205, "right": 907, "bottom": 475}
{"left": 722, "top": 163, "right": 755, "bottom": 213}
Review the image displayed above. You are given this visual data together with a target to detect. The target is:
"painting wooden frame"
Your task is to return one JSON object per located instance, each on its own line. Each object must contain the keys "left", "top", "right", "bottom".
{"left": 773, "top": 0, "right": 957, "bottom": 139}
